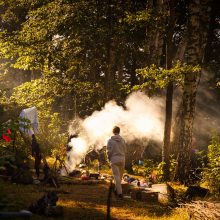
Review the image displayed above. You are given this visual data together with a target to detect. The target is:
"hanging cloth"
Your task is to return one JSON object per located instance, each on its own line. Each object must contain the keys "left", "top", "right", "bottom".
{"left": 19, "top": 106, "right": 39, "bottom": 135}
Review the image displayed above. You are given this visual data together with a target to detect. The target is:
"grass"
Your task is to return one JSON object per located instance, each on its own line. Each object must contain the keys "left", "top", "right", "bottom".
{"left": 0, "top": 178, "right": 190, "bottom": 220}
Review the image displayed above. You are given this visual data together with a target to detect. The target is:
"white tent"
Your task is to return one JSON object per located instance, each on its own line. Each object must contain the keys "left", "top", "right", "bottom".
{"left": 19, "top": 106, "right": 39, "bottom": 136}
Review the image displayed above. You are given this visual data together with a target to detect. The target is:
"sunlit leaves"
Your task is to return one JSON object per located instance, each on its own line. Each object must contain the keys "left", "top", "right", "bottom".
{"left": 203, "top": 133, "right": 220, "bottom": 198}
{"left": 10, "top": 74, "right": 104, "bottom": 118}
{"left": 134, "top": 61, "right": 201, "bottom": 93}
{"left": 123, "top": 10, "right": 153, "bottom": 30}
{"left": 10, "top": 78, "right": 54, "bottom": 109}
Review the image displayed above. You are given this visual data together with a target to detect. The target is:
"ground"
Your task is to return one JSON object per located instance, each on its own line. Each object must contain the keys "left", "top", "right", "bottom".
{"left": 0, "top": 178, "right": 189, "bottom": 220}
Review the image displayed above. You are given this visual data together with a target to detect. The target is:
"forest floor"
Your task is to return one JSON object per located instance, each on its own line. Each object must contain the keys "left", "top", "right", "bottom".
{"left": 0, "top": 177, "right": 189, "bottom": 220}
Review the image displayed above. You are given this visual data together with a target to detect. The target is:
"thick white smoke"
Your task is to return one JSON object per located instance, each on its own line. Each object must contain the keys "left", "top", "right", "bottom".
{"left": 66, "top": 91, "right": 165, "bottom": 172}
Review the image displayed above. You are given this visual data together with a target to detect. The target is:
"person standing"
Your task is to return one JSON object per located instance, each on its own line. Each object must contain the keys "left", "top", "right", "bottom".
{"left": 107, "top": 126, "right": 126, "bottom": 198}
{"left": 31, "top": 134, "right": 42, "bottom": 178}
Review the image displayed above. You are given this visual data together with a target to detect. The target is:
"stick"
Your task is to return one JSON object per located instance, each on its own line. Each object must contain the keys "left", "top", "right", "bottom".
{"left": 106, "top": 179, "right": 113, "bottom": 220}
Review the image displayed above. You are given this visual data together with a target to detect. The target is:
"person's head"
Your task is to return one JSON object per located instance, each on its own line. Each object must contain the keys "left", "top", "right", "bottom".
{"left": 113, "top": 126, "right": 120, "bottom": 135}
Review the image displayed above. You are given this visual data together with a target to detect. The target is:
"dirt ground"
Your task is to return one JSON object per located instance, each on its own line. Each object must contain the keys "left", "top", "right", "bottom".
{"left": 0, "top": 178, "right": 189, "bottom": 220}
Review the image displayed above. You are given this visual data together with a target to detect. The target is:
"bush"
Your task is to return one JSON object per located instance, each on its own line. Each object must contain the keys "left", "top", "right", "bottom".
{"left": 132, "top": 159, "right": 157, "bottom": 177}
{"left": 0, "top": 119, "right": 32, "bottom": 170}
{"left": 203, "top": 133, "right": 220, "bottom": 198}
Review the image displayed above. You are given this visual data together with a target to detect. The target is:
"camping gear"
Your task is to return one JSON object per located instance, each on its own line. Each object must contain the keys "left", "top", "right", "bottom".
{"left": 0, "top": 210, "right": 32, "bottom": 219}
{"left": 29, "top": 191, "right": 63, "bottom": 217}
{"left": 19, "top": 107, "right": 39, "bottom": 136}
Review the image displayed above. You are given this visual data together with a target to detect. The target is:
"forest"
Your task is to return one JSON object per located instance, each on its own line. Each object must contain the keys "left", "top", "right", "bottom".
{"left": 0, "top": 0, "right": 220, "bottom": 219}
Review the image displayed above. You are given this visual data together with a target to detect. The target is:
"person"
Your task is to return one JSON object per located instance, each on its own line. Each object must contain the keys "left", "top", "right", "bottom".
{"left": 66, "top": 134, "right": 78, "bottom": 152}
{"left": 31, "top": 134, "right": 42, "bottom": 178}
{"left": 107, "top": 126, "right": 126, "bottom": 198}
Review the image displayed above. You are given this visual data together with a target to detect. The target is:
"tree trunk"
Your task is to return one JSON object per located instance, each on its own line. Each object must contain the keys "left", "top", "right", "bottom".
{"left": 170, "top": 32, "right": 188, "bottom": 156}
{"left": 145, "top": 0, "right": 175, "bottom": 180}
{"left": 104, "top": 0, "right": 116, "bottom": 101}
{"left": 160, "top": 0, "right": 176, "bottom": 181}
{"left": 175, "top": 0, "right": 211, "bottom": 183}
{"left": 145, "top": 0, "right": 165, "bottom": 66}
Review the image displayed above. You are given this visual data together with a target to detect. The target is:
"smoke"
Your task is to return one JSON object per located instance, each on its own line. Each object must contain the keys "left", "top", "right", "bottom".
{"left": 193, "top": 69, "right": 220, "bottom": 148}
{"left": 65, "top": 91, "right": 165, "bottom": 172}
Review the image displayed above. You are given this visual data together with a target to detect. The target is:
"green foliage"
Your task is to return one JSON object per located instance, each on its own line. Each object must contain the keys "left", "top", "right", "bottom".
{"left": 10, "top": 75, "right": 105, "bottom": 118}
{"left": 10, "top": 78, "right": 54, "bottom": 109}
{"left": 134, "top": 61, "right": 201, "bottom": 95}
{"left": 132, "top": 156, "right": 177, "bottom": 183}
{"left": 123, "top": 9, "right": 153, "bottom": 30}
{"left": 0, "top": 119, "right": 32, "bottom": 169}
{"left": 156, "top": 155, "right": 177, "bottom": 182}
{"left": 0, "top": 113, "right": 66, "bottom": 163}
{"left": 203, "top": 133, "right": 220, "bottom": 198}
{"left": 132, "top": 159, "right": 157, "bottom": 178}
{"left": 0, "top": 118, "right": 29, "bottom": 142}
{"left": 36, "top": 112, "right": 67, "bottom": 157}
{"left": 6, "top": 73, "right": 104, "bottom": 157}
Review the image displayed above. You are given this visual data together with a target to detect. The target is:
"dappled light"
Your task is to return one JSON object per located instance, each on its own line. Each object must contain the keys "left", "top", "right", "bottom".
{"left": 0, "top": 0, "right": 219, "bottom": 219}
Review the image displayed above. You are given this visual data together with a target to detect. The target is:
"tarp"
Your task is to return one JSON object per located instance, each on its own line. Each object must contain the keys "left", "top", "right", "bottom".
{"left": 19, "top": 106, "right": 39, "bottom": 135}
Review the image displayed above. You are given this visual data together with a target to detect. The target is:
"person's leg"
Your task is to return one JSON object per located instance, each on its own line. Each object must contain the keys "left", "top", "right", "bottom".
{"left": 35, "top": 156, "right": 40, "bottom": 178}
{"left": 111, "top": 163, "right": 122, "bottom": 195}
{"left": 119, "top": 162, "right": 125, "bottom": 182}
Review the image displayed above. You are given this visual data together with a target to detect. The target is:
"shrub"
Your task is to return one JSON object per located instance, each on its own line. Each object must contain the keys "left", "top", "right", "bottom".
{"left": 132, "top": 159, "right": 157, "bottom": 178}
{"left": 203, "top": 133, "right": 220, "bottom": 198}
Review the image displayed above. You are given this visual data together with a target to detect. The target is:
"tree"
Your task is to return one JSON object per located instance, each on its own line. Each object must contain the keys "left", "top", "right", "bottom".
{"left": 0, "top": 0, "right": 217, "bottom": 183}
{"left": 175, "top": 0, "right": 211, "bottom": 183}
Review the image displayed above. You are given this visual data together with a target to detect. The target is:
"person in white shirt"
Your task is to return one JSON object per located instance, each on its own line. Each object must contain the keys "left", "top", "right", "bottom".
{"left": 107, "top": 126, "right": 126, "bottom": 198}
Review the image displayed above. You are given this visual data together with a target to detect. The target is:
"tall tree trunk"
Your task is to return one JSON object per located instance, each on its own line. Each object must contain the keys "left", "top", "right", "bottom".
{"left": 162, "top": 0, "right": 176, "bottom": 181}
{"left": 104, "top": 0, "right": 116, "bottom": 101}
{"left": 175, "top": 0, "right": 211, "bottom": 184}
{"left": 145, "top": 0, "right": 164, "bottom": 66}
{"left": 170, "top": 32, "right": 188, "bottom": 157}
{"left": 145, "top": 0, "right": 176, "bottom": 180}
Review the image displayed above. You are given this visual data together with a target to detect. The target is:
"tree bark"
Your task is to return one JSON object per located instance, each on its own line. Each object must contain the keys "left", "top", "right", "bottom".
{"left": 104, "top": 0, "right": 118, "bottom": 101}
{"left": 175, "top": 0, "right": 211, "bottom": 183}
{"left": 145, "top": 0, "right": 165, "bottom": 66}
{"left": 162, "top": 0, "right": 176, "bottom": 181}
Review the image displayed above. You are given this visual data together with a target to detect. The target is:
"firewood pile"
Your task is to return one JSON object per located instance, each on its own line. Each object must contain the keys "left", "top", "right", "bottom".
{"left": 59, "top": 175, "right": 104, "bottom": 185}
{"left": 181, "top": 201, "right": 220, "bottom": 220}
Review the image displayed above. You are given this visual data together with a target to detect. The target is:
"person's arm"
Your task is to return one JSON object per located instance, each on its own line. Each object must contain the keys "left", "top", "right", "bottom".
{"left": 107, "top": 140, "right": 112, "bottom": 161}
{"left": 123, "top": 139, "right": 126, "bottom": 154}
{"left": 31, "top": 141, "right": 35, "bottom": 156}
